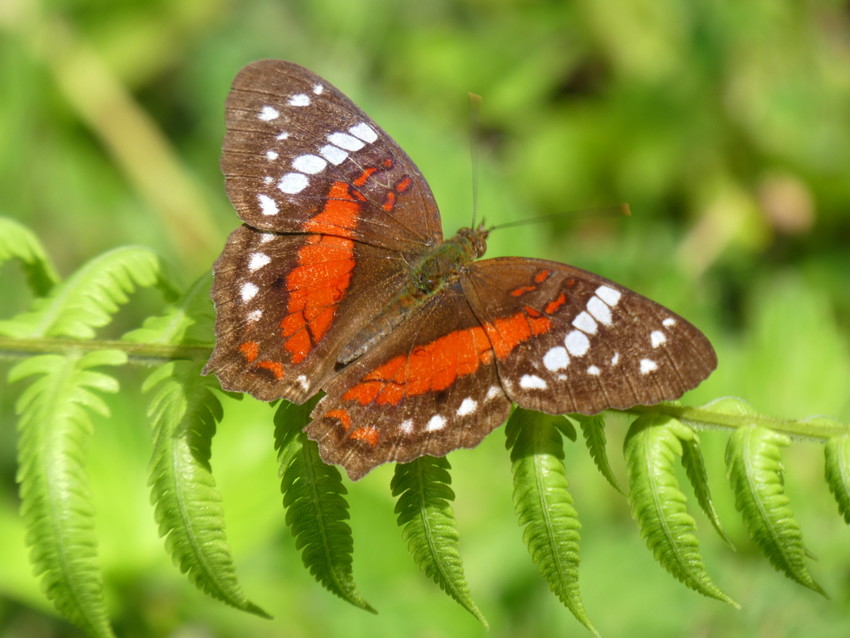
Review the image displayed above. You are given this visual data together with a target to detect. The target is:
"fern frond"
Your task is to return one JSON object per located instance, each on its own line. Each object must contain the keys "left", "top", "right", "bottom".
{"left": 0, "top": 246, "right": 173, "bottom": 339}
{"left": 572, "top": 413, "right": 624, "bottom": 494}
{"left": 825, "top": 434, "right": 850, "bottom": 524}
{"left": 506, "top": 408, "right": 597, "bottom": 636}
{"left": 624, "top": 415, "right": 736, "bottom": 605}
{"left": 391, "top": 456, "right": 487, "bottom": 627}
{"left": 725, "top": 425, "right": 826, "bottom": 595}
{"left": 0, "top": 217, "right": 59, "bottom": 296}
{"left": 144, "top": 359, "right": 268, "bottom": 617}
{"left": 679, "top": 429, "right": 734, "bottom": 548}
{"left": 122, "top": 273, "right": 213, "bottom": 347}
{"left": 11, "top": 349, "right": 127, "bottom": 638}
{"left": 274, "top": 400, "right": 374, "bottom": 612}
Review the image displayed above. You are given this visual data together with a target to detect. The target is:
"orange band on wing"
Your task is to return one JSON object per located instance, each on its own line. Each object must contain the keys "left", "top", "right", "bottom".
{"left": 281, "top": 180, "right": 365, "bottom": 363}
{"left": 342, "top": 308, "right": 552, "bottom": 405}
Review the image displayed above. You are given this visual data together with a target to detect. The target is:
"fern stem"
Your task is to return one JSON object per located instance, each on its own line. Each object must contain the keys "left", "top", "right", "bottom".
{"left": 0, "top": 336, "right": 211, "bottom": 364}
{"left": 622, "top": 403, "right": 849, "bottom": 443}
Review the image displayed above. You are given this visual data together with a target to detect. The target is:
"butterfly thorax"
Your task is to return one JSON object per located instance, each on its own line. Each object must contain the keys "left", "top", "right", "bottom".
{"left": 337, "top": 224, "right": 489, "bottom": 364}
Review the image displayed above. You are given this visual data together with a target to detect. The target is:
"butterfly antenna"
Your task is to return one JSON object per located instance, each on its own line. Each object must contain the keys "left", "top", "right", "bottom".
{"left": 468, "top": 92, "right": 483, "bottom": 229}
{"left": 489, "top": 203, "right": 631, "bottom": 232}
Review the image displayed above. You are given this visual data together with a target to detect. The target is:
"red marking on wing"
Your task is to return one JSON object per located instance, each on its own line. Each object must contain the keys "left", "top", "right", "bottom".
{"left": 256, "top": 360, "right": 285, "bottom": 380}
{"left": 240, "top": 341, "right": 259, "bottom": 362}
{"left": 510, "top": 285, "right": 536, "bottom": 297}
{"left": 545, "top": 292, "right": 567, "bottom": 315}
{"left": 326, "top": 408, "right": 352, "bottom": 431}
{"left": 534, "top": 269, "right": 552, "bottom": 283}
{"left": 352, "top": 167, "right": 377, "bottom": 187}
{"left": 382, "top": 191, "right": 397, "bottom": 212}
{"left": 342, "top": 308, "right": 552, "bottom": 405}
{"left": 281, "top": 180, "right": 363, "bottom": 362}
{"left": 396, "top": 176, "right": 412, "bottom": 192}
{"left": 485, "top": 311, "right": 551, "bottom": 359}
{"left": 350, "top": 426, "right": 379, "bottom": 447}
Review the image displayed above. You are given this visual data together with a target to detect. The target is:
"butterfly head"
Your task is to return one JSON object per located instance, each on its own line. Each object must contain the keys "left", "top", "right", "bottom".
{"left": 454, "top": 222, "right": 490, "bottom": 262}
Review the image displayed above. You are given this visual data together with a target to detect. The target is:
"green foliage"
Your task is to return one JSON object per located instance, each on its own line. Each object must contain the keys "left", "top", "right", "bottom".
{"left": 726, "top": 425, "right": 825, "bottom": 596}
{"left": 12, "top": 349, "right": 124, "bottom": 638}
{"left": 391, "top": 456, "right": 486, "bottom": 627}
{"left": 623, "top": 414, "right": 735, "bottom": 606}
{"left": 0, "top": 217, "right": 59, "bottom": 296}
{"left": 506, "top": 408, "right": 596, "bottom": 635}
{"left": 139, "top": 280, "right": 267, "bottom": 617}
{"left": 274, "top": 400, "right": 374, "bottom": 612}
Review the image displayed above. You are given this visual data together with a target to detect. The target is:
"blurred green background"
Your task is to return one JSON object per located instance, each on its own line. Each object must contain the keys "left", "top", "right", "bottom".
{"left": 2, "top": 0, "right": 850, "bottom": 636}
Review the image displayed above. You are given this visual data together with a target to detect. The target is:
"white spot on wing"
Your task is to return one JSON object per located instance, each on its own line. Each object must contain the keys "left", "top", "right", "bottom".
{"left": 263, "top": 176, "right": 273, "bottom": 185}
{"left": 312, "top": 83, "right": 324, "bottom": 95}
{"left": 587, "top": 296, "right": 612, "bottom": 325}
{"left": 247, "top": 309, "right": 262, "bottom": 322}
{"left": 640, "top": 359, "right": 658, "bottom": 374}
{"left": 651, "top": 330, "right": 667, "bottom": 348}
{"left": 457, "top": 398, "right": 478, "bottom": 416}
{"left": 288, "top": 93, "right": 310, "bottom": 106}
{"left": 319, "top": 144, "right": 348, "bottom": 165}
{"left": 296, "top": 375, "right": 309, "bottom": 391}
{"left": 587, "top": 365, "right": 601, "bottom": 375}
{"left": 663, "top": 317, "right": 677, "bottom": 328}
{"left": 596, "top": 285, "right": 622, "bottom": 306}
{"left": 399, "top": 419, "right": 414, "bottom": 433}
{"left": 543, "top": 346, "right": 569, "bottom": 371}
{"left": 426, "top": 415, "right": 446, "bottom": 431}
{"left": 278, "top": 172, "right": 309, "bottom": 194}
{"left": 327, "top": 131, "right": 365, "bottom": 151}
{"left": 349, "top": 122, "right": 378, "bottom": 143}
{"left": 276, "top": 131, "right": 290, "bottom": 140}
{"left": 258, "top": 193, "right": 279, "bottom": 216}
{"left": 248, "top": 252, "right": 271, "bottom": 271}
{"left": 258, "top": 106, "right": 279, "bottom": 121}
{"left": 520, "top": 374, "right": 548, "bottom": 390}
{"left": 240, "top": 282, "right": 258, "bottom": 302}
{"left": 610, "top": 352, "right": 620, "bottom": 365}
{"left": 564, "top": 330, "right": 590, "bottom": 357}
{"left": 265, "top": 150, "right": 279, "bottom": 161}
{"left": 572, "top": 311, "right": 598, "bottom": 334}
{"left": 292, "top": 154, "right": 327, "bottom": 174}
{"left": 486, "top": 385, "right": 501, "bottom": 401}
{"left": 259, "top": 233, "right": 274, "bottom": 243}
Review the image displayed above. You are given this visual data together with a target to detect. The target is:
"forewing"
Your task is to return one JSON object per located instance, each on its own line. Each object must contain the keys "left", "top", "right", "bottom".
{"left": 462, "top": 257, "right": 717, "bottom": 414}
{"left": 307, "top": 284, "right": 513, "bottom": 480}
{"left": 222, "top": 59, "right": 442, "bottom": 251}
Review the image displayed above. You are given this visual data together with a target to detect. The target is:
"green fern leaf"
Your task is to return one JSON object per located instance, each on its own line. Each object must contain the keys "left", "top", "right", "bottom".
{"left": 725, "top": 425, "right": 826, "bottom": 595}
{"left": 679, "top": 430, "right": 735, "bottom": 548}
{"left": 391, "top": 456, "right": 487, "bottom": 627}
{"left": 11, "top": 349, "right": 127, "bottom": 638}
{"left": 144, "top": 359, "right": 268, "bottom": 617}
{"left": 274, "top": 400, "right": 374, "bottom": 612}
{"left": 0, "top": 217, "right": 59, "bottom": 296}
{"left": 0, "top": 246, "right": 173, "bottom": 339}
{"left": 825, "top": 434, "right": 850, "bottom": 524}
{"left": 572, "top": 413, "right": 624, "bottom": 494}
{"left": 624, "top": 415, "right": 736, "bottom": 605}
{"left": 122, "top": 273, "right": 213, "bottom": 347}
{"left": 506, "top": 408, "right": 598, "bottom": 636}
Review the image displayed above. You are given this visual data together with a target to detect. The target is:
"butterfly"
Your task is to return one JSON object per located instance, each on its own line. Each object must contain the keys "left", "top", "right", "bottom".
{"left": 204, "top": 60, "right": 717, "bottom": 480}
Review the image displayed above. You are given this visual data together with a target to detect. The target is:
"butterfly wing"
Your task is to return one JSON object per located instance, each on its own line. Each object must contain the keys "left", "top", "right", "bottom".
{"left": 221, "top": 59, "right": 442, "bottom": 251}
{"left": 461, "top": 257, "right": 717, "bottom": 414}
{"left": 308, "top": 281, "right": 513, "bottom": 480}
{"left": 207, "top": 60, "right": 445, "bottom": 401}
